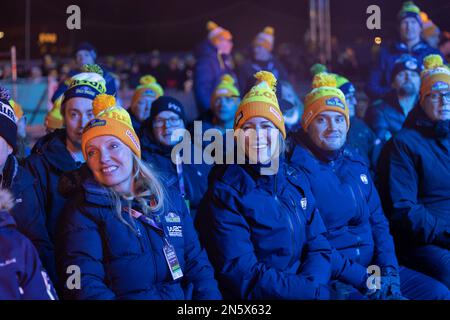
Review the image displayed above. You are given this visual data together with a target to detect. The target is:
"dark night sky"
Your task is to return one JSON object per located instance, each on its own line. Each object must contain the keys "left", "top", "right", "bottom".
{"left": 1, "top": 0, "right": 450, "bottom": 59}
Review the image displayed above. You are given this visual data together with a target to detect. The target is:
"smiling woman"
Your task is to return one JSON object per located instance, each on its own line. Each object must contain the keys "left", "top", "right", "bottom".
{"left": 55, "top": 93, "right": 222, "bottom": 300}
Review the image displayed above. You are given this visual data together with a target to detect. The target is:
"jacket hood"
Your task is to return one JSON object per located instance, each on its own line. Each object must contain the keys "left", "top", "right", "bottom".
{"left": 31, "top": 129, "right": 78, "bottom": 172}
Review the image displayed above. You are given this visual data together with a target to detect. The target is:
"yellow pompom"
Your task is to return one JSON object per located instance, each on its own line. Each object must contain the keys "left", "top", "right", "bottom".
{"left": 92, "top": 94, "right": 116, "bottom": 116}
{"left": 82, "top": 64, "right": 104, "bottom": 76}
{"left": 264, "top": 26, "right": 274, "bottom": 35}
{"left": 140, "top": 75, "right": 156, "bottom": 86}
{"left": 221, "top": 74, "right": 235, "bottom": 85}
{"left": 254, "top": 71, "right": 277, "bottom": 92}
{"left": 423, "top": 54, "right": 444, "bottom": 70}
{"left": 420, "top": 12, "right": 429, "bottom": 23}
{"left": 312, "top": 72, "right": 337, "bottom": 89}
{"left": 207, "top": 21, "right": 219, "bottom": 31}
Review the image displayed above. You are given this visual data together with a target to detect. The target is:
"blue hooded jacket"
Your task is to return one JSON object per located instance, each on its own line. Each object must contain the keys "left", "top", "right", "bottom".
{"left": 289, "top": 131, "right": 399, "bottom": 290}
{"left": 55, "top": 166, "right": 221, "bottom": 300}
{"left": 196, "top": 160, "right": 332, "bottom": 300}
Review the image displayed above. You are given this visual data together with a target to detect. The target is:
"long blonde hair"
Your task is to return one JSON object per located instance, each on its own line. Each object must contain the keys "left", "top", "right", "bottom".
{"left": 107, "top": 154, "right": 166, "bottom": 232}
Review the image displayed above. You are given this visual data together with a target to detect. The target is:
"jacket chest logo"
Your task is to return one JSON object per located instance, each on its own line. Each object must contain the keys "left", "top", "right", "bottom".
{"left": 165, "top": 212, "right": 181, "bottom": 223}
{"left": 301, "top": 197, "right": 307, "bottom": 210}
{"left": 360, "top": 174, "right": 369, "bottom": 185}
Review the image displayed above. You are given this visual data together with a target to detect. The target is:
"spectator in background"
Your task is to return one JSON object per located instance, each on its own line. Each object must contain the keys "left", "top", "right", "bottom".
{"left": 127, "top": 60, "right": 142, "bottom": 89}
{"left": 51, "top": 42, "right": 117, "bottom": 104}
{"left": 280, "top": 81, "right": 303, "bottom": 133}
{"left": 197, "top": 74, "right": 240, "bottom": 133}
{"left": 128, "top": 75, "right": 164, "bottom": 132}
{"left": 366, "top": 1, "right": 441, "bottom": 100}
{"left": 366, "top": 55, "right": 421, "bottom": 143}
{"left": 439, "top": 31, "right": 450, "bottom": 63}
{"left": 141, "top": 50, "right": 167, "bottom": 86}
{"left": 194, "top": 21, "right": 236, "bottom": 113}
{"left": 140, "top": 96, "right": 210, "bottom": 219}
{"left": 237, "top": 26, "right": 289, "bottom": 94}
{"left": 420, "top": 12, "right": 441, "bottom": 49}
{"left": 165, "top": 56, "right": 184, "bottom": 90}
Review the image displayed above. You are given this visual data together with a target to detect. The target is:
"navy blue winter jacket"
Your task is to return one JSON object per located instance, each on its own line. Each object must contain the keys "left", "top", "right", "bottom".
{"left": 0, "top": 210, "right": 57, "bottom": 300}
{"left": 196, "top": 160, "right": 332, "bottom": 300}
{"left": 55, "top": 166, "right": 221, "bottom": 300}
{"left": 1, "top": 155, "right": 53, "bottom": 283}
{"left": 289, "top": 132, "right": 399, "bottom": 290}
{"left": 380, "top": 106, "right": 450, "bottom": 250}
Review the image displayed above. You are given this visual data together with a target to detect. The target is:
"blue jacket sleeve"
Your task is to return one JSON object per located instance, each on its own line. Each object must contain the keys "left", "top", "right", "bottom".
{"left": 298, "top": 208, "right": 333, "bottom": 286}
{"left": 199, "top": 188, "right": 330, "bottom": 300}
{"left": 56, "top": 205, "right": 117, "bottom": 300}
{"left": 366, "top": 47, "right": 394, "bottom": 100}
{"left": 366, "top": 171, "right": 400, "bottom": 271}
{"left": 19, "top": 236, "right": 57, "bottom": 300}
{"left": 388, "top": 138, "right": 450, "bottom": 246}
{"left": 194, "top": 58, "right": 215, "bottom": 112}
{"left": 11, "top": 182, "right": 55, "bottom": 285}
{"left": 181, "top": 203, "right": 222, "bottom": 300}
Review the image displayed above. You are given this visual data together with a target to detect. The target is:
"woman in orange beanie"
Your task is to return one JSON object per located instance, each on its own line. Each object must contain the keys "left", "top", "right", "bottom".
{"left": 56, "top": 94, "right": 221, "bottom": 300}
{"left": 196, "top": 72, "right": 332, "bottom": 300}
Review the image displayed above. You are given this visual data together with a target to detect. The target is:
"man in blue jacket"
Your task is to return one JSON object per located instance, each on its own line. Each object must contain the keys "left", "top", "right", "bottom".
{"left": 24, "top": 69, "right": 106, "bottom": 285}
{"left": 366, "top": 1, "right": 441, "bottom": 100}
{"left": 288, "top": 72, "right": 449, "bottom": 299}
{"left": 379, "top": 54, "right": 450, "bottom": 289}
{"left": 365, "top": 54, "right": 421, "bottom": 143}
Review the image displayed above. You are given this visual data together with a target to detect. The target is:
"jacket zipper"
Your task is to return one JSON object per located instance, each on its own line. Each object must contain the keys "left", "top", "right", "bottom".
{"left": 274, "top": 175, "right": 298, "bottom": 268}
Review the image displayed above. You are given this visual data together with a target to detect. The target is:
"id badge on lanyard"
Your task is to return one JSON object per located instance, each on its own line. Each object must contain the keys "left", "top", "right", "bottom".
{"left": 124, "top": 206, "right": 184, "bottom": 281}
{"left": 175, "top": 153, "right": 191, "bottom": 214}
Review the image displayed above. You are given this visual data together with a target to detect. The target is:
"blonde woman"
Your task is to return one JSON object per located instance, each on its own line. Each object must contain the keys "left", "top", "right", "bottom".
{"left": 56, "top": 94, "right": 221, "bottom": 300}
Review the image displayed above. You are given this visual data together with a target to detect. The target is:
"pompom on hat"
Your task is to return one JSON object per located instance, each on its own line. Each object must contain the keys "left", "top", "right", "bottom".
{"left": 253, "top": 26, "right": 275, "bottom": 52}
{"left": 234, "top": 71, "right": 286, "bottom": 139}
{"left": 302, "top": 72, "right": 350, "bottom": 131}
{"left": 420, "top": 54, "right": 450, "bottom": 104}
{"left": 207, "top": 21, "right": 232, "bottom": 45}
{"left": 131, "top": 75, "right": 164, "bottom": 107}
{"left": 81, "top": 94, "right": 141, "bottom": 160}
{"left": 45, "top": 99, "right": 64, "bottom": 130}
{"left": 211, "top": 74, "right": 240, "bottom": 106}
{"left": 61, "top": 64, "right": 107, "bottom": 111}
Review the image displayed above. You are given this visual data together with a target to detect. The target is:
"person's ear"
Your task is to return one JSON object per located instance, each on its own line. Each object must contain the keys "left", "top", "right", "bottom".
{"left": 7, "top": 144, "right": 13, "bottom": 156}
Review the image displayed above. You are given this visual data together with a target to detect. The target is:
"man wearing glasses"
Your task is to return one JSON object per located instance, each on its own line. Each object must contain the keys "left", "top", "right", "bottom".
{"left": 381, "top": 54, "right": 450, "bottom": 290}
{"left": 139, "top": 96, "right": 211, "bottom": 219}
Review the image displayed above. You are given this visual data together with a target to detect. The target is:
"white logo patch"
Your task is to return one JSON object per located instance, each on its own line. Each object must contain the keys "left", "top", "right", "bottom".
{"left": 167, "top": 225, "right": 183, "bottom": 237}
{"left": 360, "top": 174, "right": 369, "bottom": 185}
{"left": 301, "top": 197, "right": 308, "bottom": 210}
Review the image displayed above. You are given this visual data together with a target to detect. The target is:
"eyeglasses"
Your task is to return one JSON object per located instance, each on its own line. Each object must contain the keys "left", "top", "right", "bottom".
{"left": 152, "top": 117, "right": 182, "bottom": 128}
{"left": 426, "top": 91, "right": 450, "bottom": 104}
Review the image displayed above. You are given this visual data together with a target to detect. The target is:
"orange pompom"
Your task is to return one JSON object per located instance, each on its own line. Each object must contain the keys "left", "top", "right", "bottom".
{"left": 92, "top": 94, "right": 116, "bottom": 116}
